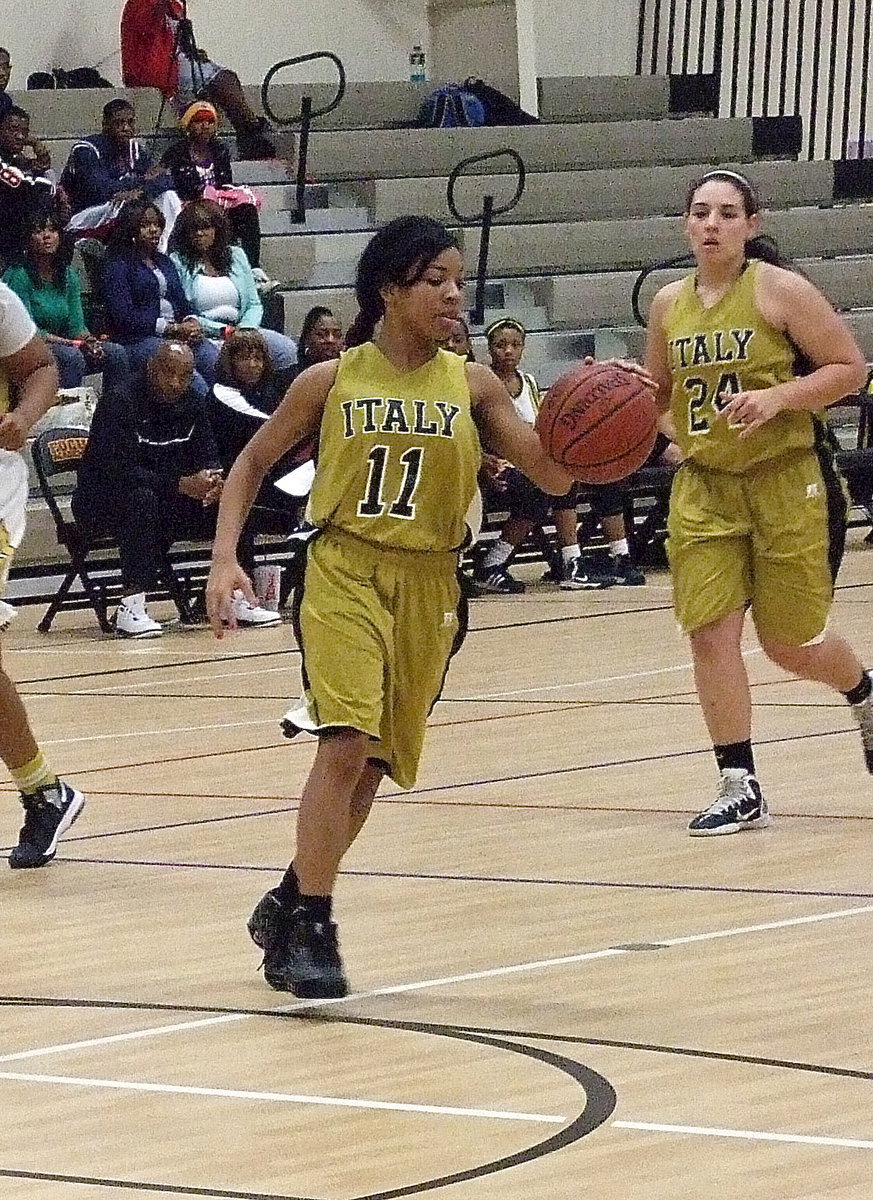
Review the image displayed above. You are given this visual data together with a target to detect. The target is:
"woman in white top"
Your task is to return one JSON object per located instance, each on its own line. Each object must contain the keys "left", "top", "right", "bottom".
{"left": 473, "top": 317, "right": 590, "bottom": 593}
{"left": 170, "top": 200, "right": 297, "bottom": 371}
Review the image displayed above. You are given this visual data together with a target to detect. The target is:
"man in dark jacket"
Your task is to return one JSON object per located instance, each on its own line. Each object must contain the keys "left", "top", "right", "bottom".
{"left": 60, "top": 99, "right": 181, "bottom": 246}
{"left": 0, "top": 106, "right": 56, "bottom": 265}
{"left": 73, "top": 340, "right": 278, "bottom": 636}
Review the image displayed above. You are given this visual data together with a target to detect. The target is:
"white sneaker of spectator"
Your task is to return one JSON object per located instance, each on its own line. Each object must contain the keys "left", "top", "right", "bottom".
{"left": 232, "top": 590, "right": 281, "bottom": 627}
{"left": 115, "top": 593, "right": 163, "bottom": 639}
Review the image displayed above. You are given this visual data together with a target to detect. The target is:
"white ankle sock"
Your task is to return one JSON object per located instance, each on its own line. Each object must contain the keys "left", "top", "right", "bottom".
{"left": 609, "top": 539, "right": 629, "bottom": 558}
{"left": 561, "top": 544, "right": 581, "bottom": 565}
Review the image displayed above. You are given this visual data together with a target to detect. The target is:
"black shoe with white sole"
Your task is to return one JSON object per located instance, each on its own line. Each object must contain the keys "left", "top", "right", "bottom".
{"left": 8, "top": 780, "right": 86, "bottom": 868}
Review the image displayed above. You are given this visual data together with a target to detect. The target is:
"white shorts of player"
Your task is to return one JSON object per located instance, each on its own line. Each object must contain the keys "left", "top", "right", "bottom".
{"left": 0, "top": 451, "right": 29, "bottom": 630}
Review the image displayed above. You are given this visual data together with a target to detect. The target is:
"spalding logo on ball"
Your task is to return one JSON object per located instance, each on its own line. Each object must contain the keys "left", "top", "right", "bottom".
{"left": 536, "top": 361, "right": 658, "bottom": 485}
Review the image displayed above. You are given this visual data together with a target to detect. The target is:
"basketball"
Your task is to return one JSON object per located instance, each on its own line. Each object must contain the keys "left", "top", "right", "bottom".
{"left": 536, "top": 361, "right": 659, "bottom": 485}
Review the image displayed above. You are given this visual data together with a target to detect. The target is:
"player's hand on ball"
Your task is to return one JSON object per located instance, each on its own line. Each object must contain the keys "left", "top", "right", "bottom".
{"left": 718, "top": 387, "right": 785, "bottom": 437}
{"left": 583, "top": 356, "right": 659, "bottom": 392}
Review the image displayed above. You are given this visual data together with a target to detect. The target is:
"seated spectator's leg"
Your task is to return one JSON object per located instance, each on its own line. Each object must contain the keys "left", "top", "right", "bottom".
{"left": 473, "top": 468, "right": 548, "bottom": 594}
{"left": 50, "top": 343, "right": 87, "bottom": 389}
{"left": 257, "top": 328, "right": 298, "bottom": 372}
{"left": 153, "top": 190, "right": 183, "bottom": 252}
{"left": 74, "top": 485, "right": 164, "bottom": 594}
{"left": 229, "top": 204, "right": 261, "bottom": 268}
{"left": 96, "top": 341, "right": 130, "bottom": 392}
{"left": 201, "top": 66, "right": 288, "bottom": 160}
{"left": 589, "top": 483, "right": 646, "bottom": 586}
{"left": 552, "top": 488, "right": 614, "bottom": 589}
{"left": 72, "top": 238, "right": 108, "bottom": 292}
{"left": 192, "top": 339, "right": 220, "bottom": 386}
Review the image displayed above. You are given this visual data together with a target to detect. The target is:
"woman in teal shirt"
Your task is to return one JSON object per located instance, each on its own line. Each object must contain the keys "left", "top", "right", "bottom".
{"left": 3, "top": 212, "right": 128, "bottom": 392}
{"left": 170, "top": 200, "right": 297, "bottom": 371}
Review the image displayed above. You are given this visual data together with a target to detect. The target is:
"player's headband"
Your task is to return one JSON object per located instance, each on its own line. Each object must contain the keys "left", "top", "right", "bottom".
{"left": 698, "top": 169, "right": 756, "bottom": 192}
{"left": 485, "top": 318, "right": 527, "bottom": 340}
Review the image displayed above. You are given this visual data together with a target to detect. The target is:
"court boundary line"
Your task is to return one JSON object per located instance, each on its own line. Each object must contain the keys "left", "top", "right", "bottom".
{"left": 612, "top": 1119, "right": 873, "bottom": 1150}
{"left": 0, "top": 1070, "right": 564, "bottom": 1123}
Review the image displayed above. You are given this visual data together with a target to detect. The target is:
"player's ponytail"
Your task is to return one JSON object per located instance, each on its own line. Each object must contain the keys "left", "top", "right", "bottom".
{"left": 744, "top": 233, "right": 794, "bottom": 270}
{"left": 346, "top": 215, "right": 461, "bottom": 348}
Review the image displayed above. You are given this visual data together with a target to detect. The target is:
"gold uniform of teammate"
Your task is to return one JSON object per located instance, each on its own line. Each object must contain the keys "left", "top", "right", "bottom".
{"left": 293, "top": 342, "right": 481, "bottom": 788}
{"left": 664, "top": 260, "right": 847, "bottom": 646}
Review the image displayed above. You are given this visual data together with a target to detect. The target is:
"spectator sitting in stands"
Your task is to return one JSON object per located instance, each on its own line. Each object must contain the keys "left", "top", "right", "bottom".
{"left": 0, "top": 48, "right": 11, "bottom": 121}
{"left": 293, "top": 305, "right": 343, "bottom": 376}
{"left": 473, "top": 317, "right": 612, "bottom": 593}
{"left": 580, "top": 438, "right": 682, "bottom": 586}
{"left": 99, "top": 198, "right": 218, "bottom": 392}
{"left": 170, "top": 200, "right": 297, "bottom": 370}
{"left": 72, "top": 339, "right": 278, "bottom": 638}
{"left": 3, "top": 211, "right": 128, "bottom": 394}
{"left": 0, "top": 103, "right": 54, "bottom": 179}
{"left": 0, "top": 105, "right": 58, "bottom": 267}
{"left": 441, "top": 316, "right": 476, "bottom": 361}
{"left": 120, "top": 0, "right": 285, "bottom": 161}
{"left": 160, "top": 101, "right": 265, "bottom": 273}
{"left": 209, "top": 329, "right": 308, "bottom": 531}
{"left": 60, "top": 99, "right": 182, "bottom": 249}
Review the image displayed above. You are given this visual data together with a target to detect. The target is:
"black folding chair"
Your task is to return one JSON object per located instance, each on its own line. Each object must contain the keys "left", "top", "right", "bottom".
{"left": 31, "top": 426, "right": 196, "bottom": 633}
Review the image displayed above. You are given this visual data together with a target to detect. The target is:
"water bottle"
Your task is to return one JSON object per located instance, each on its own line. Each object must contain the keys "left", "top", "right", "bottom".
{"left": 409, "top": 44, "right": 426, "bottom": 84}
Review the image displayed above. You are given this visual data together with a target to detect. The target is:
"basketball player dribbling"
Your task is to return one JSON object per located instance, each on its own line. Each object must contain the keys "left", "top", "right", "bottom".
{"left": 0, "top": 282, "right": 85, "bottom": 868}
{"left": 206, "top": 216, "right": 573, "bottom": 999}
{"left": 645, "top": 169, "right": 873, "bottom": 836}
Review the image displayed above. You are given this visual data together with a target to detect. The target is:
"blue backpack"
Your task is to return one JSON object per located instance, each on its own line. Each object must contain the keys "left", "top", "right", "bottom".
{"left": 418, "top": 85, "right": 487, "bottom": 129}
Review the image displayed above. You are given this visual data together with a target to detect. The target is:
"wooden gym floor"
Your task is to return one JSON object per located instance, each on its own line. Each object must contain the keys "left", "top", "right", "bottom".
{"left": 3, "top": 541, "right": 873, "bottom": 1200}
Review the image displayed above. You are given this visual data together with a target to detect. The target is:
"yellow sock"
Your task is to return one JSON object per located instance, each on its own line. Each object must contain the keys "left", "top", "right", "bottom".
{"left": 11, "top": 751, "right": 59, "bottom": 796}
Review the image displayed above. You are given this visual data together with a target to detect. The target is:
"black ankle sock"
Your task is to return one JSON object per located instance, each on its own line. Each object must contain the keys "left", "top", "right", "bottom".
{"left": 714, "top": 739, "right": 755, "bottom": 775}
{"left": 844, "top": 672, "right": 872, "bottom": 706}
{"left": 298, "top": 892, "right": 333, "bottom": 923}
{"left": 273, "top": 864, "right": 299, "bottom": 908}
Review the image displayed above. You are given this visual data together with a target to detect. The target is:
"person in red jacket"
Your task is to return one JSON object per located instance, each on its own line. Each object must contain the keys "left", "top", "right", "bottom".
{"left": 120, "top": 0, "right": 282, "bottom": 160}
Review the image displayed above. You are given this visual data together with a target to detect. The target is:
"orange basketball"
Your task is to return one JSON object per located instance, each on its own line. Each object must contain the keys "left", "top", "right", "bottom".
{"left": 536, "top": 361, "right": 658, "bottom": 485}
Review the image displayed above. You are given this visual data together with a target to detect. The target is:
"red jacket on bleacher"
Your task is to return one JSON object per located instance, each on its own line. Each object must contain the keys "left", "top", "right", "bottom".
{"left": 120, "top": 0, "right": 185, "bottom": 97}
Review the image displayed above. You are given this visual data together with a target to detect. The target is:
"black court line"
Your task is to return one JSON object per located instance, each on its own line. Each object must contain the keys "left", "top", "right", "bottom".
{"left": 47, "top": 857, "right": 873, "bottom": 901}
{"left": 410, "top": 1020, "right": 873, "bottom": 1085}
{"left": 0, "top": 1007, "right": 617, "bottom": 1200}
{"left": 10, "top": 604, "right": 666, "bottom": 687}
{"left": 0, "top": 1171, "right": 318, "bottom": 1200}
{"left": 5, "top": 717, "right": 871, "bottom": 853}
{"left": 13, "top": 574, "right": 872, "bottom": 687}
{"left": 4, "top": 995, "right": 873, "bottom": 1090}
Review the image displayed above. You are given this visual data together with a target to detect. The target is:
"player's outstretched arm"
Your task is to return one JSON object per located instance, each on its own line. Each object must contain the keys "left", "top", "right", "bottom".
{"left": 207, "top": 361, "right": 337, "bottom": 635}
{"left": 467, "top": 362, "right": 572, "bottom": 496}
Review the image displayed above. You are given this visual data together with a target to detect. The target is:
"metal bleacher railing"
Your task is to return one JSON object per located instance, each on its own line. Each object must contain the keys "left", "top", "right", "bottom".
{"left": 446, "top": 148, "right": 525, "bottom": 327}
{"left": 261, "top": 52, "right": 346, "bottom": 224}
{"left": 636, "top": 0, "right": 873, "bottom": 163}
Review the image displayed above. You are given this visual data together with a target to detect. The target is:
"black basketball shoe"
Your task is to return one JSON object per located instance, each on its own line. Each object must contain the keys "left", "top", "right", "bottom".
{"left": 248, "top": 891, "right": 348, "bottom": 999}
{"left": 9, "top": 780, "right": 86, "bottom": 868}
{"left": 850, "top": 673, "right": 873, "bottom": 773}
{"left": 688, "top": 769, "right": 770, "bottom": 836}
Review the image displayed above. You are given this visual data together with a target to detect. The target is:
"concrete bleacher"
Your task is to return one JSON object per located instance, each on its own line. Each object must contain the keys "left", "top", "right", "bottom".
{"left": 12, "top": 74, "right": 873, "bottom": 579}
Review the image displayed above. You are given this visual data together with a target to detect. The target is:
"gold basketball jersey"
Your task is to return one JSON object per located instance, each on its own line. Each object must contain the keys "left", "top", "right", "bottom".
{"left": 0, "top": 366, "right": 9, "bottom": 417}
{"left": 309, "top": 343, "right": 482, "bottom": 551}
{"left": 664, "top": 260, "right": 814, "bottom": 472}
